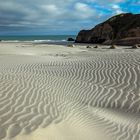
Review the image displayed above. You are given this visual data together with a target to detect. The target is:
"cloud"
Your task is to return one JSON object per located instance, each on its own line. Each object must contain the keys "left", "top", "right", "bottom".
{"left": 86, "top": 0, "right": 124, "bottom": 4}
{"left": 112, "top": 4, "right": 124, "bottom": 14}
{"left": 74, "top": 2, "right": 96, "bottom": 19}
{"left": 0, "top": 0, "right": 139, "bottom": 35}
{"left": 41, "top": 4, "right": 58, "bottom": 13}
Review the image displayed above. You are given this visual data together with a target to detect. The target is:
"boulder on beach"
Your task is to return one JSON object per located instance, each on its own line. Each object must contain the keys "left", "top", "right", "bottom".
{"left": 86, "top": 46, "right": 91, "bottom": 48}
{"left": 110, "top": 45, "right": 117, "bottom": 49}
{"left": 94, "top": 45, "right": 99, "bottom": 48}
{"left": 67, "top": 38, "right": 75, "bottom": 41}
{"left": 132, "top": 44, "right": 139, "bottom": 49}
{"left": 75, "top": 13, "right": 140, "bottom": 46}
{"left": 67, "top": 44, "right": 75, "bottom": 47}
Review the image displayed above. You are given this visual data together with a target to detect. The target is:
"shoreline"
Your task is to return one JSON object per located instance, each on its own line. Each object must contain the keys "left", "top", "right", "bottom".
{"left": 0, "top": 40, "right": 133, "bottom": 47}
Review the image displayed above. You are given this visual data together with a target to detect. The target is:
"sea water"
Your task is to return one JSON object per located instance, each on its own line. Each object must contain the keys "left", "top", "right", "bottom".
{"left": 0, "top": 35, "right": 76, "bottom": 42}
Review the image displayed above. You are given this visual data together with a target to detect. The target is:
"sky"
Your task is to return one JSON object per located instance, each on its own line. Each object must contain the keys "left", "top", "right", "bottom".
{"left": 0, "top": 0, "right": 140, "bottom": 35}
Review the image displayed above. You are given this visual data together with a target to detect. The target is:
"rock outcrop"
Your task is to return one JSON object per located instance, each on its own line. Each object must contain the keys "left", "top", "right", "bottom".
{"left": 67, "top": 38, "right": 75, "bottom": 41}
{"left": 75, "top": 13, "right": 140, "bottom": 46}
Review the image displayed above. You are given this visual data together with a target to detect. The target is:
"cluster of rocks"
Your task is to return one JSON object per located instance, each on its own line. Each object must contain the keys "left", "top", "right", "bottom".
{"left": 86, "top": 44, "right": 140, "bottom": 49}
{"left": 75, "top": 13, "right": 140, "bottom": 46}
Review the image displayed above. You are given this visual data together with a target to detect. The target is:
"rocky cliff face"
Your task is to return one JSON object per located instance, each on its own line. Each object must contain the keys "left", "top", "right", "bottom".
{"left": 75, "top": 13, "right": 140, "bottom": 45}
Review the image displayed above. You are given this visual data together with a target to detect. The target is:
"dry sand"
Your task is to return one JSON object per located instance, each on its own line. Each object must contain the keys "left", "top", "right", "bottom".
{"left": 0, "top": 42, "right": 140, "bottom": 140}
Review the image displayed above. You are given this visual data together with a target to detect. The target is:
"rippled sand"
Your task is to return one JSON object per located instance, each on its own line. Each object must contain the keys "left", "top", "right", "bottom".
{"left": 0, "top": 42, "right": 140, "bottom": 140}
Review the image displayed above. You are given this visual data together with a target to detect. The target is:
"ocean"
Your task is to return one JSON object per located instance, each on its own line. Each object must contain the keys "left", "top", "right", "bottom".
{"left": 0, "top": 35, "right": 76, "bottom": 43}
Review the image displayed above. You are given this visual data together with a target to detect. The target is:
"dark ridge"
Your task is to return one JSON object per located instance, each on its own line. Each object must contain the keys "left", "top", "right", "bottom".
{"left": 75, "top": 13, "right": 140, "bottom": 46}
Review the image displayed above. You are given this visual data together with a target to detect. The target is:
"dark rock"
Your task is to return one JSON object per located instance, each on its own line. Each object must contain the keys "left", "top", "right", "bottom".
{"left": 75, "top": 13, "right": 140, "bottom": 46}
{"left": 86, "top": 46, "right": 91, "bottom": 48}
{"left": 110, "top": 45, "right": 117, "bottom": 49}
{"left": 67, "top": 38, "right": 75, "bottom": 41}
{"left": 132, "top": 44, "right": 139, "bottom": 49}
{"left": 67, "top": 44, "right": 75, "bottom": 47}
{"left": 132, "top": 44, "right": 140, "bottom": 49}
{"left": 94, "top": 45, "right": 99, "bottom": 48}
{"left": 113, "top": 37, "right": 140, "bottom": 46}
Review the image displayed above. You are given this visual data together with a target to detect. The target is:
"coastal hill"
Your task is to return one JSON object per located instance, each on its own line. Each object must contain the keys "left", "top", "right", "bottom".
{"left": 75, "top": 13, "right": 140, "bottom": 45}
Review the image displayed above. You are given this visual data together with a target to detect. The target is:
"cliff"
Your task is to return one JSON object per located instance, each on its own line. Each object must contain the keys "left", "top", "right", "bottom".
{"left": 75, "top": 13, "right": 140, "bottom": 45}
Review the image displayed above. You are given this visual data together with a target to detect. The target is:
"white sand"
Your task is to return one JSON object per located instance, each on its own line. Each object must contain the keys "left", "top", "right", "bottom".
{"left": 0, "top": 42, "right": 140, "bottom": 140}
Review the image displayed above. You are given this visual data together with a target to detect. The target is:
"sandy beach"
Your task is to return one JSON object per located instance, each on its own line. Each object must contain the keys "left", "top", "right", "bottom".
{"left": 0, "top": 41, "right": 140, "bottom": 140}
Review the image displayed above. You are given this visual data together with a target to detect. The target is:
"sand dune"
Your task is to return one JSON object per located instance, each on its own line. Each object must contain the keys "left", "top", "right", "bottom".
{"left": 0, "top": 42, "right": 140, "bottom": 140}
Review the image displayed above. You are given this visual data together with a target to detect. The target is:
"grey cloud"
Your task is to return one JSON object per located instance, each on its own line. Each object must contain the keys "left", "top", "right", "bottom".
{"left": 0, "top": 0, "right": 126, "bottom": 34}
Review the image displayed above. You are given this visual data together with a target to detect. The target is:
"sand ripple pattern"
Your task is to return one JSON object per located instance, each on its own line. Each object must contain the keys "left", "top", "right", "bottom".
{"left": 0, "top": 51, "right": 140, "bottom": 140}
